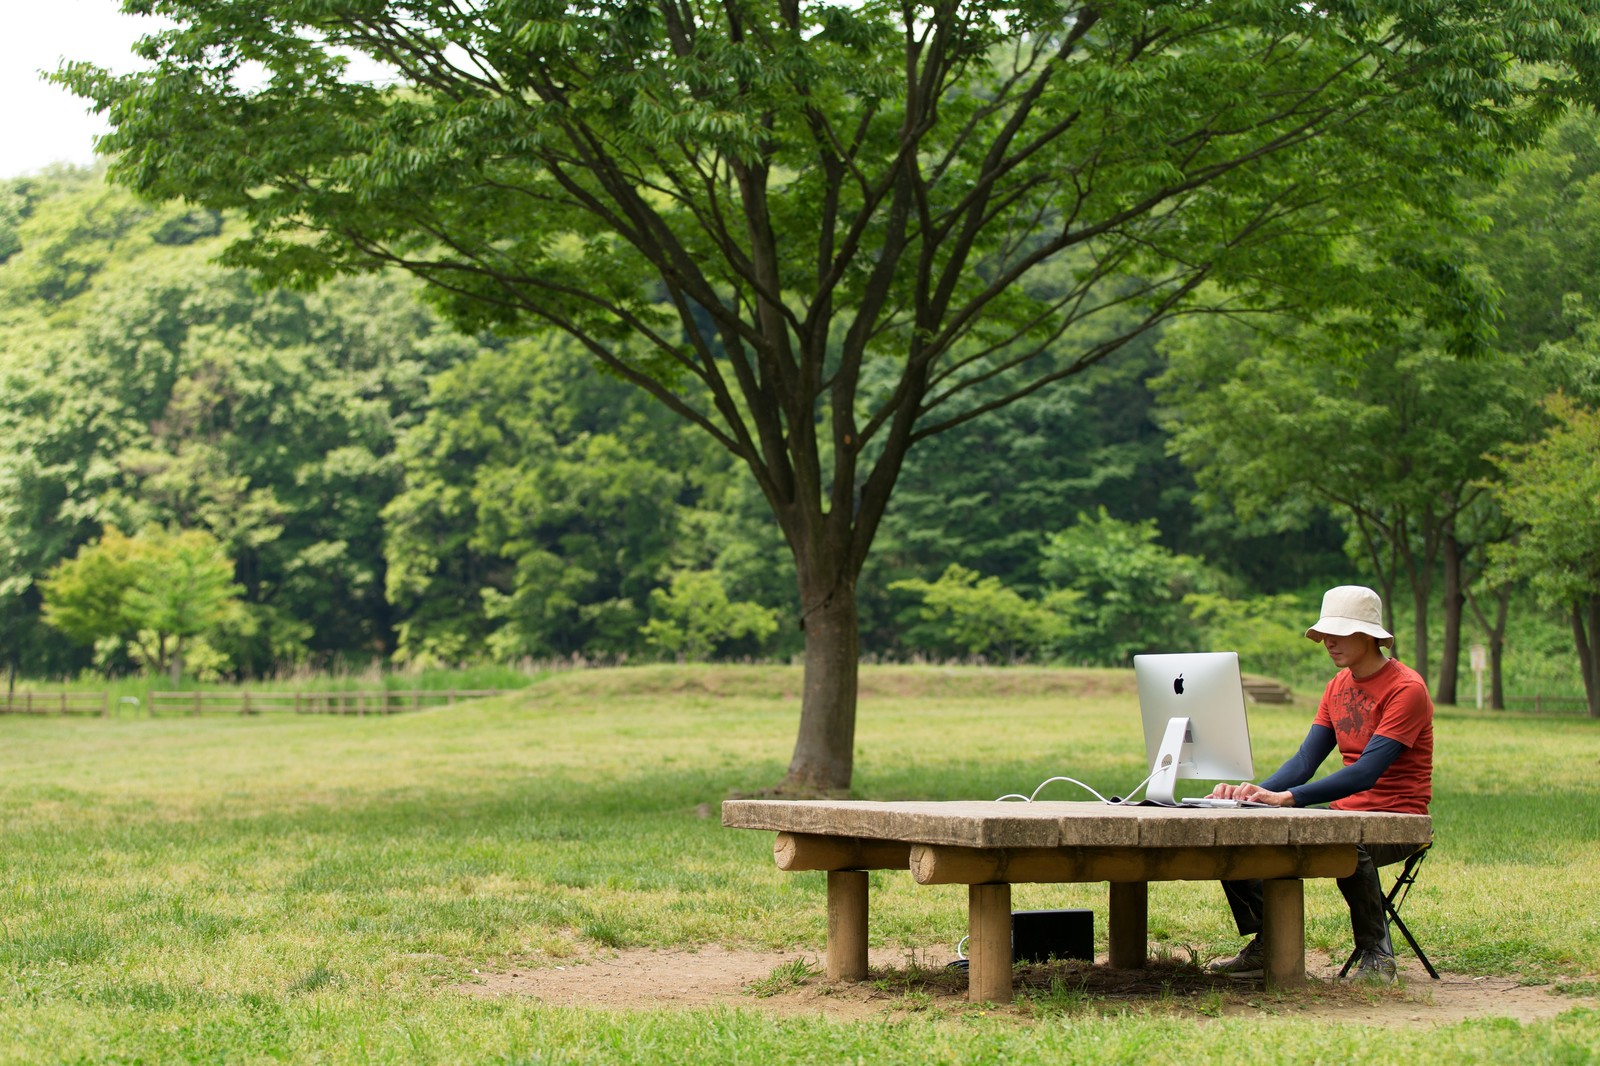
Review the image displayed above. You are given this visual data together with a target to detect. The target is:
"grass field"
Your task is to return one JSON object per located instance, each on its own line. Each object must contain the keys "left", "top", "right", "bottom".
{"left": 2, "top": 664, "right": 1597, "bottom": 1064}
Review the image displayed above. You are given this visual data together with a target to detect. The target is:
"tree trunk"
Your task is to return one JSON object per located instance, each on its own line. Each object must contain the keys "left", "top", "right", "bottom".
{"left": 1436, "top": 536, "right": 1464, "bottom": 705}
{"left": 1407, "top": 580, "right": 1430, "bottom": 684}
{"left": 1464, "top": 581, "right": 1509, "bottom": 710}
{"left": 782, "top": 575, "right": 859, "bottom": 794}
{"left": 1577, "top": 596, "right": 1600, "bottom": 720}
{"left": 1488, "top": 590, "right": 1508, "bottom": 711}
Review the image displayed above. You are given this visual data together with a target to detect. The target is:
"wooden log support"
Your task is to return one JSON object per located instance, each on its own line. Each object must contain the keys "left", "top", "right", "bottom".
{"left": 826, "top": 870, "right": 869, "bottom": 982}
{"left": 909, "top": 843, "right": 1356, "bottom": 885}
{"left": 1262, "top": 878, "right": 1306, "bottom": 988}
{"left": 1107, "top": 881, "right": 1149, "bottom": 970}
{"left": 774, "top": 832, "right": 912, "bottom": 872}
{"left": 967, "top": 883, "right": 1013, "bottom": 1004}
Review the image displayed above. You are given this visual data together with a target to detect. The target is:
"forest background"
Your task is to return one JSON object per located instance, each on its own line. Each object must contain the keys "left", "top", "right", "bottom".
{"left": 2, "top": 110, "right": 1598, "bottom": 709}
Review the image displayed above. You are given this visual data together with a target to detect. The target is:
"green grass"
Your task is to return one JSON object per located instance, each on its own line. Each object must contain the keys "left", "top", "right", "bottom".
{"left": 745, "top": 957, "right": 823, "bottom": 998}
{"left": 1, "top": 663, "right": 1597, "bottom": 1064}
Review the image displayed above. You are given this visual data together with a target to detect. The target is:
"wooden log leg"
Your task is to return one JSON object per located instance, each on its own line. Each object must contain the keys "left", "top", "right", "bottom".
{"left": 967, "top": 883, "right": 1013, "bottom": 1004}
{"left": 1107, "top": 881, "right": 1149, "bottom": 969}
{"left": 826, "top": 870, "right": 869, "bottom": 982}
{"left": 1262, "top": 878, "right": 1305, "bottom": 988}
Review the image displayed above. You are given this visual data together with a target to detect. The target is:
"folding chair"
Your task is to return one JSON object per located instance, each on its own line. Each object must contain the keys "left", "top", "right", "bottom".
{"left": 1339, "top": 843, "right": 1439, "bottom": 980}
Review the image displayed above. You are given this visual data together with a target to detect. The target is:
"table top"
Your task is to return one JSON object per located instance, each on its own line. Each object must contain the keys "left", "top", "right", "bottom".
{"left": 722, "top": 799, "right": 1431, "bottom": 850}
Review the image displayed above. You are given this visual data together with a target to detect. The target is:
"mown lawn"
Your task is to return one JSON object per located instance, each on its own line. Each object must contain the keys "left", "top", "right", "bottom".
{"left": 2, "top": 664, "right": 1597, "bottom": 1064}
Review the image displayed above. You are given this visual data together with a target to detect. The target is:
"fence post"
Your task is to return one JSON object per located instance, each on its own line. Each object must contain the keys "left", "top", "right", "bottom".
{"left": 102, "top": 692, "right": 110, "bottom": 717}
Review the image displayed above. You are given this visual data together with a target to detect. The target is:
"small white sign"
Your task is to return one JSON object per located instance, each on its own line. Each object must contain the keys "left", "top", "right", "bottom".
{"left": 1470, "top": 644, "right": 1487, "bottom": 672}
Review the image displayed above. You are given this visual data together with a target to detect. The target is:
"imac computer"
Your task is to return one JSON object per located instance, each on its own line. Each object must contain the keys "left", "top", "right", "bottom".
{"left": 1133, "top": 652, "right": 1254, "bottom": 806}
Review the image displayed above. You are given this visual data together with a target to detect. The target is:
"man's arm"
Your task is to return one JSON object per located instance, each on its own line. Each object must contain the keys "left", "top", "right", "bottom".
{"left": 1259, "top": 724, "right": 1337, "bottom": 792}
{"left": 1225, "top": 732, "right": 1406, "bottom": 807}
{"left": 1285, "top": 734, "right": 1406, "bottom": 808}
{"left": 1210, "top": 723, "right": 1334, "bottom": 803}
{"left": 1213, "top": 725, "right": 1406, "bottom": 807}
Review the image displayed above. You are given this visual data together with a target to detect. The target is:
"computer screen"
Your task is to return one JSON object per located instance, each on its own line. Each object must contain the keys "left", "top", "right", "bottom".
{"left": 1133, "top": 651, "right": 1254, "bottom": 805}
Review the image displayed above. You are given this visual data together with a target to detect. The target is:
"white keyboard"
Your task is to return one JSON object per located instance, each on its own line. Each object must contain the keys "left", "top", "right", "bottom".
{"left": 1181, "top": 797, "right": 1272, "bottom": 808}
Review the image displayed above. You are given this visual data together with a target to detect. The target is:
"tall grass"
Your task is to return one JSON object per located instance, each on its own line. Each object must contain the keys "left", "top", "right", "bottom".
{"left": 1, "top": 664, "right": 1596, "bottom": 1064}
{"left": 4, "top": 663, "right": 544, "bottom": 718}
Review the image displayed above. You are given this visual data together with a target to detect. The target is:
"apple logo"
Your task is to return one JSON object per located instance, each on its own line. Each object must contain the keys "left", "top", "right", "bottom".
{"left": 1173, "top": 674, "right": 1185, "bottom": 695}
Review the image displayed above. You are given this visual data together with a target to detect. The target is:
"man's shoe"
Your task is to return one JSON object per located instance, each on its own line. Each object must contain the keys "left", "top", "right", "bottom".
{"left": 1348, "top": 948, "right": 1398, "bottom": 985}
{"left": 1206, "top": 937, "right": 1264, "bottom": 979}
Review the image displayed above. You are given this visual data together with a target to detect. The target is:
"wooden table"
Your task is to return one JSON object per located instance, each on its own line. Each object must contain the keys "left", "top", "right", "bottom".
{"left": 722, "top": 799, "right": 1431, "bottom": 1003}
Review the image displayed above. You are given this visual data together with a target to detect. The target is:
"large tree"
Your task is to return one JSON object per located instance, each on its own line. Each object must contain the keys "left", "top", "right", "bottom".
{"left": 66, "top": 0, "right": 1599, "bottom": 791}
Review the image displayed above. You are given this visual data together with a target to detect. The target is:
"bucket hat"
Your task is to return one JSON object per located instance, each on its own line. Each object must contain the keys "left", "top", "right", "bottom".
{"left": 1305, "top": 585, "right": 1394, "bottom": 647}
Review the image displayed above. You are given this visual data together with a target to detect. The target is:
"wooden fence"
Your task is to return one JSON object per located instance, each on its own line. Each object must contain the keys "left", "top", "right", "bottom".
{"left": 146, "top": 689, "right": 509, "bottom": 716}
{"left": 1502, "top": 694, "right": 1591, "bottom": 714}
{"left": 0, "top": 692, "right": 111, "bottom": 716}
{"left": 1, "top": 689, "right": 510, "bottom": 717}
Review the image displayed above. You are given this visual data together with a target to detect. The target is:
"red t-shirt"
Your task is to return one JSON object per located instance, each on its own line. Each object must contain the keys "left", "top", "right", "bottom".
{"left": 1312, "top": 658, "right": 1433, "bottom": 815}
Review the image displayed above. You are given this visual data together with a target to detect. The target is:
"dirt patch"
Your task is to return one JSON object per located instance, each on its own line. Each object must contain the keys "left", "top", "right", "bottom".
{"left": 454, "top": 946, "right": 1597, "bottom": 1026}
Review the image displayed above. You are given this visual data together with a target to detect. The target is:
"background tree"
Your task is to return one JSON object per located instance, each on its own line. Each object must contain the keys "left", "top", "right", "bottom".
{"left": 66, "top": 1, "right": 1600, "bottom": 789}
{"left": 383, "top": 333, "right": 734, "bottom": 663}
{"left": 1153, "top": 314, "right": 1541, "bottom": 699}
{"left": 1488, "top": 394, "right": 1600, "bottom": 718}
{"left": 639, "top": 569, "right": 781, "bottom": 662}
{"left": 0, "top": 176, "right": 473, "bottom": 675}
{"left": 890, "top": 564, "right": 1071, "bottom": 662}
{"left": 1039, "top": 508, "right": 1216, "bottom": 666}
{"left": 1155, "top": 106, "right": 1600, "bottom": 703}
{"left": 1182, "top": 591, "right": 1327, "bottom": 690}
{"left": 121, "top": 527, "right": 245, "bottom": 682}
{"left": 41, "top": 526, "right": 242, "bottom": 681}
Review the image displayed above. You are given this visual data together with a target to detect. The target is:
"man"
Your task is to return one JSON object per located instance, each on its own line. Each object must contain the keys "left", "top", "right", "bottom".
{"left": 1206, "top": 585, "right": 1434, "bottom": 983}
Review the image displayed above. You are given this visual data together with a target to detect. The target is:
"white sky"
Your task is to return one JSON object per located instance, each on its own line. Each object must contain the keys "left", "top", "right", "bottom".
{"left": 1, "top": 0, "right": 162, "bottom": 178}
{"left": 2, "top": 1, "right": 402, "bottom": 180}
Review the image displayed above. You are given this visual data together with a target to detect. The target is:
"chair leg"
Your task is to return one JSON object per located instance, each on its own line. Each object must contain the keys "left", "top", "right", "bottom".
{"left": 1385, "top": 848, "right": 1438, "bottom": 980}
{"left": 1387, "top": 901, "right": 1439, "bottom": 979}
{"left": 1339, "top": 847, "right": 1437, "bottom": 980}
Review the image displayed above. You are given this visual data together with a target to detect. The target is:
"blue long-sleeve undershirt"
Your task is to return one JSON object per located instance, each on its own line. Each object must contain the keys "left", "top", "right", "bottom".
{"left": 1258, "top": 723, "right": 1406, "bottom": 808}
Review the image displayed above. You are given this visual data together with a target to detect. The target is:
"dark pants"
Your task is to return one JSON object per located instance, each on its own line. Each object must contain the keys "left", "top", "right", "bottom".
{"left": 1222, "top": 842, "right": 1422, "bottom": 955}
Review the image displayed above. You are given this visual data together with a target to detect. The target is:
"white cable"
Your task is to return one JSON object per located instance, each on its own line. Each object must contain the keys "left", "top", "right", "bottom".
{"left": 995, "top": 766, "right": 1165, "bottom": 806}
{"left": 1111, "top": 766, "right": 1164, "bottom": 804}
{"left": 1030, "top": 776, "right": 1113, "bottom": 803}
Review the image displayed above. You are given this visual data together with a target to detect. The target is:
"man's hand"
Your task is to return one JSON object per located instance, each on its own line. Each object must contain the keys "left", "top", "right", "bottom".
{"left": 1208, "top": 782, "right": 1295, "bottom": 807}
